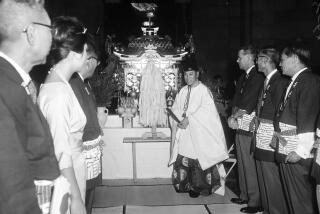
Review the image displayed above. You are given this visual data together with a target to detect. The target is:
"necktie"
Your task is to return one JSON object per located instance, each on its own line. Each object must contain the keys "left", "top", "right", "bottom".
{"left": 259, "top": 79, "right": 270, "bottom": 113}
{"left": 273, "top": 80, "right": 293, "bottom": 132}
{"left": 182, "top": 85, "right": 191, "bottom": 118}
{"left": 251, "top": 78, "right": 269, "bottom": 153}
{"left": 264, "top": 78, "right": 269, "bottom": 90}
{"left": 240, "top": 73, "right": 249, "bottom": 94}
{"left": 86, "top": 81, "right": 92, "bottom": 90}
{"left": 84, "top": 84, "right": 91, "bottom": 95}
{"left": 279, "top": 79, "right": 294, "bottom": 115}
{"left": 27, "top": 80, "right": 37, "bottom": 104}
{"left": 284, "top": 79, "right": 294, "bottom": 101}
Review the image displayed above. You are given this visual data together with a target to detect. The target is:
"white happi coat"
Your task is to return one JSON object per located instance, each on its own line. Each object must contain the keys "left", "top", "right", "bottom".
{"left": 169, "top": 83, "right": 228, "bottom": 170}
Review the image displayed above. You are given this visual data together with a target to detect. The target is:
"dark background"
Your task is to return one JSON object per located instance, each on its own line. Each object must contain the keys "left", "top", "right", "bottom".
{"left": 31, "top": 0, "right": 320, "bottom": 96}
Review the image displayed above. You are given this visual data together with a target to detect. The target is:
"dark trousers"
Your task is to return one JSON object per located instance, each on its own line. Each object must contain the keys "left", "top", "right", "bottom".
{"left": 256, "top": 160, "right": 288, "bottom": 214}
{"left": 85, "top": 171, "right": 102, "bottom": 214}
{"left": 85, "top": 188, "right": 95, "bottom": 214}
{"left": 279, "top": 160, "right": 318, "bottom": 214}
{"left": 235, "top": 133, "right": 261, "bottom": 207}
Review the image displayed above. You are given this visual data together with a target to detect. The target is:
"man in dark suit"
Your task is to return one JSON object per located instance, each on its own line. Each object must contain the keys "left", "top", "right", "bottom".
{"left": 228, "top": 45, "right": 264, "bottom": 213}
{"left": 69, "top": 36, "right": 107, "bottom": 214}
{"left": 254, "top": 47, "right": 289, "bottom": 214}
{"left": 273, "top": 43, "right": 319, "bottom": 214}
{"left": 0, "top": 1, "right": 59, "bottom": 214}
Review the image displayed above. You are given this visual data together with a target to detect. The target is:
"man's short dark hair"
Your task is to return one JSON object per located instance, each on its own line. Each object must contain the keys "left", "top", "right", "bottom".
{"left": 86, "top": 33, "right": 100, "bottom": 58}
{"left": 282, "top": 42, "right": 311, "bottom": 67}
{"left": 259, "top": 46, "right": 280, "bottom": 67}
{"left": 240, "top": 44, "right": 257, "bottom": 59}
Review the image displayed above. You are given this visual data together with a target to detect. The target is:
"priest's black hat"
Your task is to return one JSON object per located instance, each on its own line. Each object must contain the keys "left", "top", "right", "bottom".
{"left": 181, "top": 55, "right": 198, "bottom": 72}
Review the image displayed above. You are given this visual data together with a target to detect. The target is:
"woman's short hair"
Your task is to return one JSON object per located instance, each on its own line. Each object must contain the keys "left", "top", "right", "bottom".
{"left": 47, "top": 16, "right": 88, "bottom": 66}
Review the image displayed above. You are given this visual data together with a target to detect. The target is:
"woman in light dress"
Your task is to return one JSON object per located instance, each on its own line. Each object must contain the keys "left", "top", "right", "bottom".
{"left": 38, "top": 16, "right": 89, "bottom": 214}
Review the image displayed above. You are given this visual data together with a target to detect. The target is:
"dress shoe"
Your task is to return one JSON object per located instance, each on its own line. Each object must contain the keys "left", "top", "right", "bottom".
{"left": 230, "top": 197, "right": 248, "bottom": 205}
{"left": 188, "top": 190, "right": 200, "bottom": 198}
{"left": 240, "top": 206, "right": 263, "bottom": 213}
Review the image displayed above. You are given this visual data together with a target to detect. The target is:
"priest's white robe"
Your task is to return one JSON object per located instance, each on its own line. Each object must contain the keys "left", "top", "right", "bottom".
{"left": 169, "top": 82, "right": 229, "bottom": 170}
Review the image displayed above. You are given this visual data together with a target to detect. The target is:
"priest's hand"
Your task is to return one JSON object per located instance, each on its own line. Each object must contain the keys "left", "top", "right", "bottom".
{"left": 177, "top": 117, "right": 189, "bottom": 129}
{"left": 285, "top": 151, "right": 301, "bottom": 163}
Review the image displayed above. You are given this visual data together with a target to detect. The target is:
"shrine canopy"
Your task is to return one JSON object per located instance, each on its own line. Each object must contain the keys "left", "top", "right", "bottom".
{"left": 113, "top": 4, "right": 187, "bottom": 129}
{"left": 113, "top": 21, "right": 187, "bottom": 93}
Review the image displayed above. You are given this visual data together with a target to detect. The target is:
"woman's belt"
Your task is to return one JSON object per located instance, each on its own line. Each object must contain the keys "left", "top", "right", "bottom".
{"left": 34, "top": 180, "right": 54, "bottom": 214}
{"left": 82, "top": 136, "right": 103, "bottom": 180}
{"left": 82, "top": 135, "right": 103, "bottom": 151}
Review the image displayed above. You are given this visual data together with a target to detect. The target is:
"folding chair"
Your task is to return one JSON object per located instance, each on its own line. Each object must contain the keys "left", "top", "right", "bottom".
{"left": 222, "top": 144, "right": 237, "bottom": 179}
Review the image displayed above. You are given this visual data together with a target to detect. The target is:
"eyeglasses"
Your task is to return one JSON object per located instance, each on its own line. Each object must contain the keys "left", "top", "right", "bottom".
{"left": 256, "top": 55, "right": 269, "bottom": 62}
{"left": 22, "top": 22, "right": 53, "bottom": 33}
{"left": 87, "top": 56, "right": 100, "bottom": 65}
{"left": 33, "top": 22, "right": 53, "bottom": 29}
{"left": 257, "top": 55, "right": 269, "bottom": 59}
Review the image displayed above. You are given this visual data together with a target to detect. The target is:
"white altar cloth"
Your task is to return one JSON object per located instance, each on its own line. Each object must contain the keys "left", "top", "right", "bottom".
{"left": 101, "top": 115, "right": 172, "bottom": 179}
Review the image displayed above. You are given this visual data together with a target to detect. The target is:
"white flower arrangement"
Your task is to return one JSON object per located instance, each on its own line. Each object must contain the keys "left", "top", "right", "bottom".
{"left": 123, "top": 64, "right": 178, "bottom": 93}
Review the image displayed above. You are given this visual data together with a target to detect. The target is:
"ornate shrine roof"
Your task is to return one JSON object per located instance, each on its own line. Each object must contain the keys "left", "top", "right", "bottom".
{"left": 115, "top": 34, "right": 185, "bottom": 57}
{"left": 114, "top": 5, "right": 187, "bottom": 60}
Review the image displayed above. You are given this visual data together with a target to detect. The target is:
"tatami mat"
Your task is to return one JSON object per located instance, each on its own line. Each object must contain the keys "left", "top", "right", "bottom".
{"left": 207, "top": 204, "right": 253, "bottom": 214}
{"left": 93, "top": 184, "right": 236, "bottom": 208}
{"left": 125, "top": 205, "right": 208, "bottom": 214}
{"left": 92, "top": 206, "right": 123, "bottom": 214}
{"left": 92, "top": 205, "right": 208, "bottom": 214}
{"left": 92, "top": 204, "right": 263, "bottom": 214}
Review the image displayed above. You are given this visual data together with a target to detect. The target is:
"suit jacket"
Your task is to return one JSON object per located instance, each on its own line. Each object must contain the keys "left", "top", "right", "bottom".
{"left": 254, "top": 72, "right": 289, "bottom": 161}
{"left": 275, "top": 70, "right": 320, "bottom": 134}
{"left": 232, "top": 67, "right": 265, "bottom": 114}
{"left": 258, "top": 72, "right": 289, "bottom": 120}
{"left": 69, "top": 73, "right": 101, "bottom": 142}
{"left": 274, "top": 70, "right": 320, "bottom": 162}
{"left": 0, "top": 57, "right": 60, "bottom": 214}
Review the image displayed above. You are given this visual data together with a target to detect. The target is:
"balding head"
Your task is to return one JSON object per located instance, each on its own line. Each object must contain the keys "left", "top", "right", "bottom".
{"left": 0, "top": 0, "right": 44, "bottom": 6}
{"left": 0, "top": 0, "right": 52, "bottom": 70}
{"left": 0, "top": 0, "right": 44, "bottom": 43}
{"left": 13, "top": 0, "right": 44, "bottom": 6}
